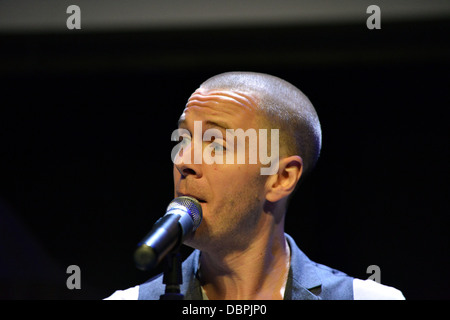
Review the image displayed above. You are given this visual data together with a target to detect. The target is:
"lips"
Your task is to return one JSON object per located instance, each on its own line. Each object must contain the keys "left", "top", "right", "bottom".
{"left": 177, "top": 193, "right": 206, "bottom": 203}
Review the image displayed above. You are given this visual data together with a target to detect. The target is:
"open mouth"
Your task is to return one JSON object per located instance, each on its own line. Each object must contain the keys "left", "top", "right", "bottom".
{"left": 179, "top": 193, "right": 206, "bottom": 204}
{"left": 192, "top": 197, "right": 206, "bottom": 204}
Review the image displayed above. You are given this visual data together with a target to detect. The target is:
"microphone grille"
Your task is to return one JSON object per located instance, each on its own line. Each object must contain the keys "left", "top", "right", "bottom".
{"left": 167, "top": 196, "right": 203, "bottom": 230}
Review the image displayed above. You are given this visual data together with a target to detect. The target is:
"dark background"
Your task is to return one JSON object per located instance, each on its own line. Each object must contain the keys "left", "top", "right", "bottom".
{"left": 0, "top": 4, "right": 449, "bottom": 299}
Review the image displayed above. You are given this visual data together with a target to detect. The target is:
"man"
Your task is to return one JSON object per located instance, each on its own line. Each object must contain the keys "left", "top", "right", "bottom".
{"left": 106, "top": 71, "right": 404, "bottom": 300}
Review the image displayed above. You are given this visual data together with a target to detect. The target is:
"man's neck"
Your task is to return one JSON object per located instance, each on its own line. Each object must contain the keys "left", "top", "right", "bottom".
{"left": 198, "top": 227, "right": 290, "bottom": 300}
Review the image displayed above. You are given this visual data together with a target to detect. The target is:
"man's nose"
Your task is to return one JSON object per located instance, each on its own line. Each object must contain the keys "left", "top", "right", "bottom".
{"left": 174, "top": 140, "right": 203, "bottom": 178}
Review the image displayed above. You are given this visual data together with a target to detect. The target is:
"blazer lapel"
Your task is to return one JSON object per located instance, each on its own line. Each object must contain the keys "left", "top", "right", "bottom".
{"left": 284, "top": 234, "right": 322, "bottom": 300}
{"left": 182, "top": 235, "right": 324, "bottom": 300}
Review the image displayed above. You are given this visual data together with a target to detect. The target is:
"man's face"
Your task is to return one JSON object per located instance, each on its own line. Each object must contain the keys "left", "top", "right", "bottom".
{"left": 173, "top": 88, "right": 270, "bottom": 251}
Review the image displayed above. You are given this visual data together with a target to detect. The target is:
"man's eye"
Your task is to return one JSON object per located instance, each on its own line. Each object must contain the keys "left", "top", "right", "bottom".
{"left": 209, "top": 141, "right": 225, "bottom": 153}
{"left": 179, "top": 135, "right": 191, "bottom": 146}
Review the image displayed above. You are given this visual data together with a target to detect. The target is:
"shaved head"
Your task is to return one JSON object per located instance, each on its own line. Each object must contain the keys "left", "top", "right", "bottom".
{"left": 199, "top": 71, "right": 322, "bottom": 176}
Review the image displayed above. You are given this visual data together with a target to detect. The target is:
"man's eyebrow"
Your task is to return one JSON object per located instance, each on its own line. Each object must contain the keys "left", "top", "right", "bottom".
{"left": 204, "top": 120, "right": 230, "bottom": 131}
{"left": 177, "top": 119, "right": 231, "bottom": 131}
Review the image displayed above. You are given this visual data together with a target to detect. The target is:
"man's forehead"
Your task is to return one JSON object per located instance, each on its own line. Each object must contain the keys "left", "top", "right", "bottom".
{"left": 187, "top": 88, "right": 259, "bottom": 111}
{"left": 177, "top": 108, "right": 234, "bottom": 131}
{"left": 178, "top": 88, "right": 260, "bottom": 125}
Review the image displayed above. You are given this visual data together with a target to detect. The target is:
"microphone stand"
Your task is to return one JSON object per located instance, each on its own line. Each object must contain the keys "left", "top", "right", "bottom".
{"left": 159, "top": 250, "right": 184, "bottom": 300}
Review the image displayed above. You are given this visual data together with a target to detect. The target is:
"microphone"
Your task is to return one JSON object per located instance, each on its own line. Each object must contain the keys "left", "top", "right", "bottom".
{"left": 134, "top": 196, "right": 203, "bottom": 271}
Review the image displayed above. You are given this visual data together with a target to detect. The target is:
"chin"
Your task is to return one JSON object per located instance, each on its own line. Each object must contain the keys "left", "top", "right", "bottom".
{"left": 183, "top": 226, "right": 219, "bottom": 252}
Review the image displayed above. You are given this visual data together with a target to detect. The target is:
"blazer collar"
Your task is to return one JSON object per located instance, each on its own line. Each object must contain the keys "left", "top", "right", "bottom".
{"left": 184, "top": 233, "right": 323, "bottom": 300}
{"left": 284, "top": 234, "right": 322, "bottom": 300}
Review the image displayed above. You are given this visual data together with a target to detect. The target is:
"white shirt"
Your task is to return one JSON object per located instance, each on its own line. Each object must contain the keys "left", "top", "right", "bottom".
{"left": 104, "top": 278, "right": 405, "bottom": 300}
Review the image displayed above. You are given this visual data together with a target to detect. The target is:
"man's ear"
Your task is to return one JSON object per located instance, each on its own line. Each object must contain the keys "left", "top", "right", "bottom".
{"left": 265, "top": 155, "right": 303, "bottom": 203}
